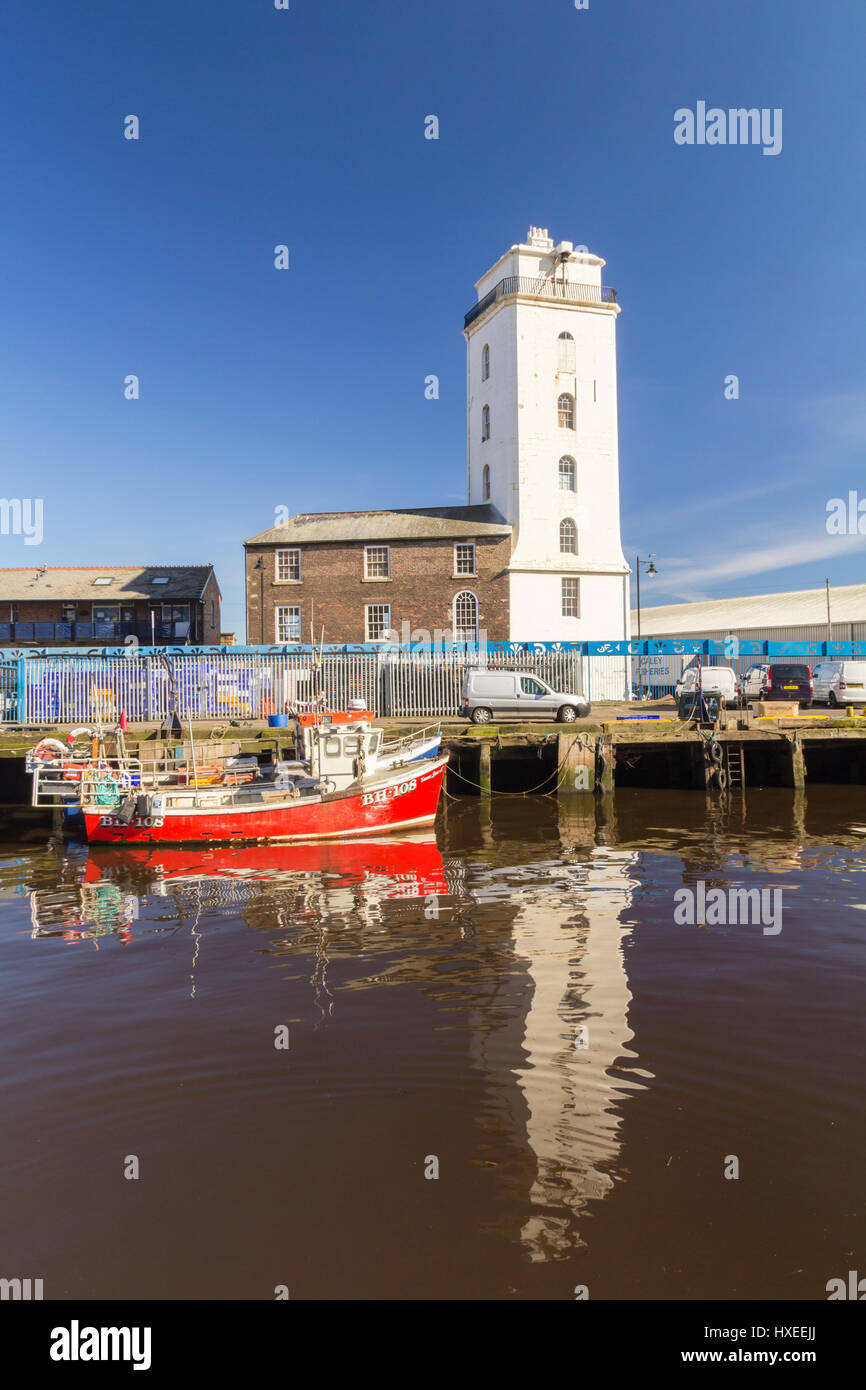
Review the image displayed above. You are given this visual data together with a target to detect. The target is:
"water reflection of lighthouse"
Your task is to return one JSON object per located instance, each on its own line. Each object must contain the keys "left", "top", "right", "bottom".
{"left": 468, "top": 842, "right": 650, "bottom": 1262}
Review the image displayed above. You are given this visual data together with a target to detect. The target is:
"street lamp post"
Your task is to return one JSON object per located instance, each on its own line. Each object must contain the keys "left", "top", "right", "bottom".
{"left": 634, "top": 554, "right": 658, "bottom": 640}
{"left": 635, "top": 554, "right": 658, "bottom": 701}
{"left": 254, "top": 556, "right": 265, "bottom": 645}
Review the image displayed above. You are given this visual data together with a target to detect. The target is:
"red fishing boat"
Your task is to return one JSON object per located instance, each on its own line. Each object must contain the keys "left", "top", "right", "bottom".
{"left": 77, "top": 713, "right": 449, "bottom": 846}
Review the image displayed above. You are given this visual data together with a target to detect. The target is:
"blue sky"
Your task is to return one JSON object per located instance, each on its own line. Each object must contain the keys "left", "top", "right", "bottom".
{"left": 1, "top": 0, "right": 865, "bottom": 634}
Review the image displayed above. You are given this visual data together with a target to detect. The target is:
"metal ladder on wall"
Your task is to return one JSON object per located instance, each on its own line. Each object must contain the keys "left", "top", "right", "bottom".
{"left": 726, "top": 744, "right": 745, "bottom": 788}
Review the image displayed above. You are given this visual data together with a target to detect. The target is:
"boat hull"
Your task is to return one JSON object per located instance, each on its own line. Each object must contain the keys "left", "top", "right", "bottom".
{"left": 82, "top": 756, "right": 448, "bottom": 846}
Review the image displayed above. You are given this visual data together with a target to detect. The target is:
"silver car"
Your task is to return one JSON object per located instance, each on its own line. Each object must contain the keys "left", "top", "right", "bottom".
{"left": 461, "top": 669, "right": 590, "bottom": 723}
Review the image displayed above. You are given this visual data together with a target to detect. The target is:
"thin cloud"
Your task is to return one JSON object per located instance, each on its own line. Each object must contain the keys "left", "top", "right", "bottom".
{"left": 650, "top": 531, "right": 865, "bottom": 599}
{"left": 795, "top": 389, "right": 866, "bottom": 450}
{"left": 625, "top": 479, "right": 791, "bottom": 538}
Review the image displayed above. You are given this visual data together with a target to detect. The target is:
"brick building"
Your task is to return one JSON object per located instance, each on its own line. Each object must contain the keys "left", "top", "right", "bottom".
{"left": 245, "top": 507, "right": 511, "bottom": 645}
{"left": 0, "top": 566, "right": 221, "bottom": 647}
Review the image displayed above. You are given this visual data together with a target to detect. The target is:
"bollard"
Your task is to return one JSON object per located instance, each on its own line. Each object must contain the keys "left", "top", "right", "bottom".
{"left": 789, "top": 733, "right": 806, "bottom": 791}
{"left": 478, "top": 742, "right": 492, "bottom": 798}
{"left": 559, "top": 732, "right": 593, "bottom": 793}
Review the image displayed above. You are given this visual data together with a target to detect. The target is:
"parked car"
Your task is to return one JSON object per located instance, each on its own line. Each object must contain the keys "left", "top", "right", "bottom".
{"left": 460, "top": 669, "right": 590, "bottom": 723}
{"left": 739, "top": 664, "right": 769, "bottom": 706}
{"left": 763, "top": 663, "right": 813, "bottom": 707}
{"left": 811, "top": 660, "right": 866, "bottom": 707}
{"left": 674, "top": 665, "right": 739, "bottom": 705}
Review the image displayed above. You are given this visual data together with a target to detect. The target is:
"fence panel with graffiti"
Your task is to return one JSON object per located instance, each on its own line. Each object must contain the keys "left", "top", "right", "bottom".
{"left": 3, "top": 639, "right": 866, "bottom": 724}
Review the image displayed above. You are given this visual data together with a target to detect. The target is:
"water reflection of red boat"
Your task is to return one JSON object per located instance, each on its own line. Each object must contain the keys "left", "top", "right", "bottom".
{"left": 84, "top": 834, "right": 449, "bottom": 897}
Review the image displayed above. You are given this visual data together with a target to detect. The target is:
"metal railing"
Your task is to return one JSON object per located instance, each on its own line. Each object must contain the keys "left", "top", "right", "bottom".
{"left": 383, "top": 648, "right": 594, "bottom": 717}
{"left": 380, "top": 723, "right": 442, "bottom": 755}
{"left": 0, "top": 620, "right": 194, "bottom": 645}
{"left": 4, "top": 640, "right": 866, "bottom": 725}
{"left": 31, "top": 757, "right": 142, "bottom": 807}
{"left": 464, "top": 276, "right": 617, "bottom": 328}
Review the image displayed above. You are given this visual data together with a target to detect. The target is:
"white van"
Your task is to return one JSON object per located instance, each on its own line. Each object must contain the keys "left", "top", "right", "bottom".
{"left": 461, "top": 669, "right": 590, "bottom": 723}
{"left": 811, "top": 660, "right": 866, "bottom": 707}
{"left": 740, "top": 664, "right": 769, "bottom": 705}
{"left": 674, "top": 665, "right": 739, "bottom": 705}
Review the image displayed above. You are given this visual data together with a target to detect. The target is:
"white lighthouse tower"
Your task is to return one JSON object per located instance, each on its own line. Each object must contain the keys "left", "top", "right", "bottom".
{"left": 464, "top": 226, "right": 630, "bottom": 641}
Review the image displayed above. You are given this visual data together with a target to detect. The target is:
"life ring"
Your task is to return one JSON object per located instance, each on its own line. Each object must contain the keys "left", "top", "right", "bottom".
{"left": 32, "top": 737, "right": 68, "bottom": 762}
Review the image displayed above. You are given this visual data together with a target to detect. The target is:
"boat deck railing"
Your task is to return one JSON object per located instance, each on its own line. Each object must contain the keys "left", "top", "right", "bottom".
{"left": 33, "top": 757, "right": 143, "bottom": 807}
{"left": 379, "top": 723, "right": 442, "bottom": 756}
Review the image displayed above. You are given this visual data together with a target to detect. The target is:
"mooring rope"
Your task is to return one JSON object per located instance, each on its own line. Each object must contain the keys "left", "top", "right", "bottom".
{"left": 442, "top": 732, "right": 591, "bottom": 799}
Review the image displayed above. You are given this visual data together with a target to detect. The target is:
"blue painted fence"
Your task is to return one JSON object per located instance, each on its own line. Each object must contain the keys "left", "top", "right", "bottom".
{"left": 1, "top": 640, "right": 863, "bottom": 724}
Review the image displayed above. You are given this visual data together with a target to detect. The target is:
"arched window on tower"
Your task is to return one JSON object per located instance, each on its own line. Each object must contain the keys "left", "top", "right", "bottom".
{"left": 481, "top": 404, "right": 490, "bottom": 441}
{"left": 559, "top": 518, "right": 577, "bottom": 554}
{"left": 481, "top": 344, "right": 490, "bottom": 381}
{"left": 558, "top": 456, "right": 576, "bottom": 492}
{"left": 557, "top": 392, "right": 575, "bottom": 430}
{"left": 557, "top": 331, "right": 575, "bottom": 372}
{"left": 454, "top": 590, "right": 479, "bottom": 644}
{"left": 482, "top": 464, "right": 490, "bottom": 500}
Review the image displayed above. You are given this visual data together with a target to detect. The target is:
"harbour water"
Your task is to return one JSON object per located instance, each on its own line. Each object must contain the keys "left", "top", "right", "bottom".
{"left": 1, "top": 787, "right": 864, "bottom": 1300}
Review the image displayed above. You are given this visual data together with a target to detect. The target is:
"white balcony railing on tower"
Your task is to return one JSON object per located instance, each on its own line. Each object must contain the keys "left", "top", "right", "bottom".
{"left": 464, "top": 276, "right": 617, "bottom": 328}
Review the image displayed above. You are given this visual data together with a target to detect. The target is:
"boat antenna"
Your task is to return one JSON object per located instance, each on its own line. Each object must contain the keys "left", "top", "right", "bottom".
{"left": 187, "top": 715, "right": 200, "bottom": 805}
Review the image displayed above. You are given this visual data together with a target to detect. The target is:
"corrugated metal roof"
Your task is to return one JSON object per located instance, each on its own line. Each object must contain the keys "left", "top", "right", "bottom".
{"left": 633, "top": 583, "right": 866, "bottom": 635}
{"left": 0, "top": 566, "right": 217, "bottom": 602}
{"left": 246, "top": 505, "right": 512, "bottom": 545}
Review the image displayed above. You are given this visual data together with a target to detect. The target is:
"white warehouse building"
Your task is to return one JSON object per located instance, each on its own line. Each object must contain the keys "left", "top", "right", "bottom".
{"left": 627, "top": 583, "right": 866, "bottom": 696}
{"left": 634, "top": 583, "right": 866, "bottom": 646}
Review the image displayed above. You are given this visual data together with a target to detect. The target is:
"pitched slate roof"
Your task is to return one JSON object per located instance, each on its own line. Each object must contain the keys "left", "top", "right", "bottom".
{"left": 0, "top": 566, "right": 219, "bottom": 602}
{"left": 246, "top": 505, "right": 512, "bottom": 546}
